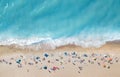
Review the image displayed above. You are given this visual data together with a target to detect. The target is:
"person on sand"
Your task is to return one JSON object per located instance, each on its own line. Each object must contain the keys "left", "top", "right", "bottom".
{"left": 10, "top": 57, "right": 14, "bottom": 60}
{"left": 28, "top": 62, "right": 34, "bottom": 65}
{"left": 78, "top": 66, "right": 83, "bottom": 70}
{"left": 108, "top": 58, "right": 112, "bottom": 62}
{"left": 60, "top": 62, "right": 63, "bottom": 65}
{"left": 48, "top": 70, "right": 51, "bottom": 73}
{"left": 78, "top": 71, "right": 80, "bottom": 73}
{"left": 56, "top": 59, "right": 59, "bottom": 61}
{"left": 88, "top": 60, "right": 91, "bottom": 63}
{"left": 73, "top": 63, "right": 76, "bottom": 65}
{"left": 115, "top": 57, "right": 119, "bottom": 63}
{"left": 64, "top": 52, "right": 68, "bottom": 56}
{"left": 93, "top": 58, "right": 97, "bottom": 61}
{"left": 48, "top": 60, "right": 50, "bottom": 63}
{"left": 52, "top": 66, "right": 59, "bottom": 71}
{"left": 9, "top": 62, "right": 12, "bottom": 65}
{"left": 3, "top": 59, "right": 8, "bottom": 64}
{"left": 42, "top": 58, "right": 46, "bottom": 61}
{"left": 78, "top": 56, "right": 80, "bottom": 59}
{"left": 72, "top": 52, "right": 76, "bottom": 56}
{"left": 107, "top": 66, "right": 110, "bottom": 69}
{"left": 83, "top": 54, "right": 88, "bottom": 57}
{"left": 115, "top": 58, "right": 119, "bottom": 63}
{"left": 103, "top": 64, "right": 106, "bottom": 68}
{"left": 0, "top": 59, "right": 2, "bottom": 63}
{"left": 68, "top": 59, "right": 71, "bottom": 63}
{"left": 91, "top": 61, "right": 94, "bottom": 64}
{"left": 20, "top": 55, "right": 23, "bottom": 58}
{"left": 18, "top": 64, "right": 22, "bottom": 68}
{"left": 27, "top": 69, "right": 29, "bottom": 72}
{"left": 60, "top": 56, "right": 63, "bottom": 60}
{"left": 36, "top": 56, "right": 40, "bottom": 60}
{"left": 97, "top": 62, "right": 101, "bottom": 66}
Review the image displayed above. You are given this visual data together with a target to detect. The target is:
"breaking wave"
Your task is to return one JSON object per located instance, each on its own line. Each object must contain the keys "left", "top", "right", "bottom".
{"left": 0, "top": 0, "right": 120, "bottom": 49}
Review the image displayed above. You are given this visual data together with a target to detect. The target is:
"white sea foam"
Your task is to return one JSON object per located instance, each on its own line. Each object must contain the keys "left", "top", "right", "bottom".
{"left": 0, "top": 34, "right": 120, "bottom": 49}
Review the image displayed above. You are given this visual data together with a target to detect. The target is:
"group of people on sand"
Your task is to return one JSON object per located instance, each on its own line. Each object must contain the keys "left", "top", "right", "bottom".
{"left": 0, "top": 51, "right": 119, "bottom": 73}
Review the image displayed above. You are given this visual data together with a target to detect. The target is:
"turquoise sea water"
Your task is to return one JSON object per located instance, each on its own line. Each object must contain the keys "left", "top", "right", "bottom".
{"left": 0, "top": 0, "right": 120, "bottom": 48}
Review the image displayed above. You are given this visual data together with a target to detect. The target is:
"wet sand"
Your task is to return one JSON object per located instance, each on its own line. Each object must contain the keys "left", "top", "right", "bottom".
{"left": 0, "top": 41, "right": 120, "bottom": 77}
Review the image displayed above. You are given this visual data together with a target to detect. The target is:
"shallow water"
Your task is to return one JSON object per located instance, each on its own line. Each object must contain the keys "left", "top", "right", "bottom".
{"left": 0, "top": 0, "right": 120, "bottom": 48}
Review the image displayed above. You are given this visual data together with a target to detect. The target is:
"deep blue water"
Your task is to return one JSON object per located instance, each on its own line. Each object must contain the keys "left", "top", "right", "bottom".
{"left": 0, "top": 0, "right": 120, "bottom": 47}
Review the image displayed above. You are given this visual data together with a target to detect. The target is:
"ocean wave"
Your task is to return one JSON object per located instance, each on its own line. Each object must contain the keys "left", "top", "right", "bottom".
{"left": 0, "top": 33, "right": 120, "bottom": 49}
{"left": 0, "top": 0, "right": 120, "bottom": 49}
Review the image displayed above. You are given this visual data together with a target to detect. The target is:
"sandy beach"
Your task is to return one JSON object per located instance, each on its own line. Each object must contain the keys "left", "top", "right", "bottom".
{"left": 0, "top": 0, "right": 120, "bottom": 77}
{"left": 0, "top": 41, "right": 120, "bottom": 77}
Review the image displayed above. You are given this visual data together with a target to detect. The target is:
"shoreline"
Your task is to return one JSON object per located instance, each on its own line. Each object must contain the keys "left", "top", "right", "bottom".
{"left": 0, "top": 40, "right": 120, "bottom": 56}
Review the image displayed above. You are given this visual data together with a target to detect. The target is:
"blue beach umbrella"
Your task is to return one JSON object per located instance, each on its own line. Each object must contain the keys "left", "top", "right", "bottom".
{"left": 16, "top": 59, "right": 21, "bottom": 64}
{"left": 64, "top": 52, "right": 67, "bottom": 56}
{"left": 43, "top": 66, "right": 47, "bottom": 70}
{"left": 36, "top": 56, "right": 40, "bottom": 60}
{"left": 72, "top": 52, "right": 76, "bottom": 55}
{"left": 83, "top": 54, "right": 88, "bottom": 57}
{"left": 44, "top": 53, "right": 49, "bottom": 57}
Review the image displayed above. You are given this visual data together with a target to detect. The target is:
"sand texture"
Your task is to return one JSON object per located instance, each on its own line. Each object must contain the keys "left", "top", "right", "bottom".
{"left": 0, "top": 42, "right": 120, "bottom": 77}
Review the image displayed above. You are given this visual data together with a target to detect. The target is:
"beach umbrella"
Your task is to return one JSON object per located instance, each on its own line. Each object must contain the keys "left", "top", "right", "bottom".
{"left": 16, "top": 59, "right": 21, "bottom": 64}
{"left": 36, "top": 56, "right": 40, "bottom": 60}
{"left": 64, "top": 52, "right": 67, "bottom": 56}
{"left": 72, "top": 52, "right": 76, "bottom": 55}
{"left": 83, "top": 54, "right": 88, "bottom": 57}
{"left": 108, "top": 58, "right": 112, "bottom": 61}
{"left": 103, "top": 64, "right": 106, "bottom": 68}
{"left": 52, "top": 66, "right": 59, "bottom": 71}
{"left": 44, "top": 53, "right": 49, "bottom": 57}
{"left": 43, "top": 66, "right": 47, "bottom": 70}
{"left": 104, "top": 55, "right": 108, "bottom": 58}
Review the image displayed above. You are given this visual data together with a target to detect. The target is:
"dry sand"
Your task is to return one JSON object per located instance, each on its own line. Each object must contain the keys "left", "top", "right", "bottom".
{"left": 0, "top": 41, "right": 120, "bottom": 77}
